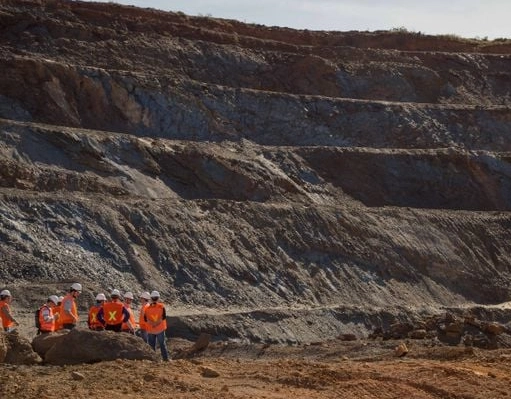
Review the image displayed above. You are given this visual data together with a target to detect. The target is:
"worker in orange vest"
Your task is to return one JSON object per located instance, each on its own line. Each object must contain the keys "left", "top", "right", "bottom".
{"left": 53, "top": 296, "right": 64, "bottom": 331}
{"left": 0, "top": 289, "right": 19, "bottom": 332}
{"left": 137, "top": 291, "right": 151, "bottom": 342}
{"left": 60, "top": 283, "right": 82, "bottom": 329}
{"left": 38, "top": 295, "right": 60, "bottom": 334}
{"left": 98, "top": 289, "right": 133, "bottom": 332}
{"left": 121, "top": 291, "right": 137, "bottom": 333}
{"left": 144, "top": 291, "right": 169, "bottom": 361}
{"left": 88, "top": 293, "right": 106, "bottom": 331}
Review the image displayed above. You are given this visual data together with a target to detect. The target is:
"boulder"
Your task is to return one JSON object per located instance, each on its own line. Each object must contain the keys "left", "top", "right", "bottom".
{"left": 201, "top": 366, "right": 220, "bottom": 378}
{"left": 2, "top": 331, "right": 42, "bottom": 365}
{"left": 43, "top": 328, "right": 158, "bottom": 365}
{"left": 173, "top": 333, "right": 212, "bottom": 359}
{"left": 31, "top": 330, "right": 69, "bottom": 358}
{"left": 409, "top": 329, "right": 427, "bottom": 339}
{"left": 394, "top": 342, "right": 409, "bottom": 357}
{"left": 482, "top": 322, "right": 506, "bottom": 336}
{"left": 337, "top": 333, "right": 357, "bottom": 341}
{"left": 190, "top": 332, "right": 212, "bottom": 352}
{"left": 445, "top": 322, "right": 464, "bottom": 334}
{"left": 388, "top": 322, "right": 414, "bottom": 339}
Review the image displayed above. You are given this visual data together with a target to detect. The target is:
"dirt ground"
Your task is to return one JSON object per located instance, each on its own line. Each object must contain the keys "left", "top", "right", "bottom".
{"left": 1, "top": 337, "right": 511, "bottom": 399}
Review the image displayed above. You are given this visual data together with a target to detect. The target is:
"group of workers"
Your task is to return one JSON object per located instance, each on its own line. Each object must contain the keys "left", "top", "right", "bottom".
{"left": 0, "top": 283, "right": 169, "bottom": 362}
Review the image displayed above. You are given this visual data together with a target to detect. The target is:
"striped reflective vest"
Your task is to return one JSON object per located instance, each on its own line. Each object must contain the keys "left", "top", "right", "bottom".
{"left": 102, "top": 301, "right": 125, "bottom": 325}
{"left": 88, "top": 304, "right": 105, "bottom": 329}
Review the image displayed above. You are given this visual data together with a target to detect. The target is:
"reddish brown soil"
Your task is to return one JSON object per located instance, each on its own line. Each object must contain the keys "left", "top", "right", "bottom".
{"left": 2, "top": 338, "right": 511, "bottom": 399}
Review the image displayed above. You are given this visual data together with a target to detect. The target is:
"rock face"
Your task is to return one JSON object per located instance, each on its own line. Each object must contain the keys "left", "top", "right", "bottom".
{"left": 1, "top": 1, "right": 511, "bottom": 343}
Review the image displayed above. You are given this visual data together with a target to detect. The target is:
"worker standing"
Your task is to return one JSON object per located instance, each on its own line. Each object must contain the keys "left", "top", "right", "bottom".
{"left": 60, "top": 283, "right": 82, "bottom": 329}
{"left": 98, "top": 289, "right": 133, "bottom": 332}
{"left": 53, "top": 295, "right": 64, "bottom": 331}
{"left": 38, "top": 295, "right": 60, "bottom": 334}
{"left": 138, "top": 291, "right": 151, "bottom": 342}
{"left": 88, "top": 293, "right": 107, "bottom": 331}
{"left": 145, "top": 291, "right": 169, "bottom": 362}
{"left": 0, "top": 289, "right": 19, "bottom": 332}
{"left": 121, "top": 291, "right": 137, "bottom": 333}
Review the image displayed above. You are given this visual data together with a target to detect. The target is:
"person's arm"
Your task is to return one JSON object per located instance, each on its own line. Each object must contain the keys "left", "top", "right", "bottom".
{"left": 122, "top": 307, "right": 134, "bottom": 331}
{"left": 1, "top": 305, "right": 18, "bottom": 325}
{"left": 42, "top": 307, "right": 53, "bottom": 322}
{"left": 97, "top": 308, "right": 104, "bottom": 324}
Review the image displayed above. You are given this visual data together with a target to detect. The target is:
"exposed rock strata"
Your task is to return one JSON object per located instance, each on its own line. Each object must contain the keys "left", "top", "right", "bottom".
{"left": 1, "top": 0, "right": 511, "bottom": 343}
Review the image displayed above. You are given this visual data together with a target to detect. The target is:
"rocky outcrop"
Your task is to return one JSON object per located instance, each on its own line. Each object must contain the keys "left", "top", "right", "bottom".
{"left": 369, "top": 310, "right": 511, "bottom": 349}
{"left": 0, "top": 331, "right": 41, "bottom": 365}
{"left": 40, "top": 328, "right": 157, "bottom": 365}
{"left": 31, "top": 330, "right": 69, "bottom": 359}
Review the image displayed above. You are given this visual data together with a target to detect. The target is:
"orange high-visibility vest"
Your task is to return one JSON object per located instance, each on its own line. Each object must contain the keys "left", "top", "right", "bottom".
{"left": 121, "top": 305, "right": 136, "bottom": 331}
{"left": 144, "top": 302, "right": 167, "bottom": 334}
{"left": 53, "top": 303, "right": 63, "bottom": 331}
{"left": 138, "top": 302, "right": 149, "bottom": 331}
{"left": 88, "top": 304, "right": 104, "bottom": 329}
{"left": 0, "top": 301, "right": 15, "bottom": 329}
{"left": 102, "top": 301, "right": 124, "bottom": 325}
{"left": 59, "top": 294, "right": 78, "bottom": 325}
{"left": 38, "top": 304, "right": 56, "bottom": 333}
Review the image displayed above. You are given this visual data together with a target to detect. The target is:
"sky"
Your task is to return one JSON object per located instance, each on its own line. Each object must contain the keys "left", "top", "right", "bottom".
{"left": 82, "top": 0, "right": 511, "bottom": 40}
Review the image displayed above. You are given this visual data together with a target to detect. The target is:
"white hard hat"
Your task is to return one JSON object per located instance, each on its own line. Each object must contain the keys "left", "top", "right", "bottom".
{"left": 111, "top": 289, "right": 121, "bottom": 297}
{"left": 71, "top": 283, "right": 82, "bottom": 292}
{"left": 96, "top": 293, "right": 107, "bottom": 301}
{"left": 58, "top": 296, "right": 64, "bottom": 303}
{"left": 123, "top": 291, "right": 134, "bottom": 300}
{"left": 150, "top": 290, "right": 160, "bottom": 299}
{"left": 139, "top": 291, "right": 151, "bottom": 300}
{"left": 0, "top": 289, "right": 12, "bottom": 297}
{"left": 48, "top": 295, "right": 59, "bottom": 305}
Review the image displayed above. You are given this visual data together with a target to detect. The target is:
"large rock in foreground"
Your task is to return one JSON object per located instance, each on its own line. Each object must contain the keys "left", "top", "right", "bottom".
{"left": 0, "top": 331, "right": 42, "bottom": 365}
{"left": 31, "top": 329, "right": 70, "bottom": 359}
{"left": 41, "top": 328, "right": 158, "bottom": 365}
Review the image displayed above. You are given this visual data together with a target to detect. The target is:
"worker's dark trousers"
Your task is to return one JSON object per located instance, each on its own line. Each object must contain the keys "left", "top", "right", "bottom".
{"left": 105, "top": 323, "right": 122, "bottom": 332}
